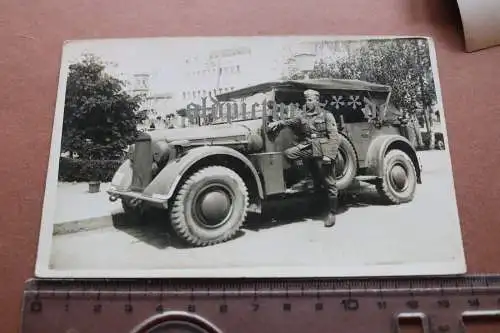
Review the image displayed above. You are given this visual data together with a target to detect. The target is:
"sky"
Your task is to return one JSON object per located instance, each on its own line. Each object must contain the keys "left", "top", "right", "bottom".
{"left": 56, "top": 35, "right": 438, "bottom": 114}
{"left": 57, "top": 36, "right": 375, "bottom": 94}
{"left": 59, "top": 37, "right": 295, "bottom": 93}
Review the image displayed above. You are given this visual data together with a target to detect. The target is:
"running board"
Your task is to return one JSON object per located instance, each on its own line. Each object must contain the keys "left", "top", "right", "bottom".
{"left": 354, "top": 175, "right": 379, "bottom": 181}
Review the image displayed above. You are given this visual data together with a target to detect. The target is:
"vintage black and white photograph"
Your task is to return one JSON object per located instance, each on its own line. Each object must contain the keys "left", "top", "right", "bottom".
{"left": 35, "top": 35, "right": 466, "bottom": 278}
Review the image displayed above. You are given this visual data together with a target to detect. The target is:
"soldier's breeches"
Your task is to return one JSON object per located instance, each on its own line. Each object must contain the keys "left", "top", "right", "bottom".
{"left": 284, "top": 144, "right": 338, "bottom": 214}
{"left": 284, "top": 143, "right": 313, "bottom": 160}
{"left": 308, "top": 159, "right": 338, "bottom": 200}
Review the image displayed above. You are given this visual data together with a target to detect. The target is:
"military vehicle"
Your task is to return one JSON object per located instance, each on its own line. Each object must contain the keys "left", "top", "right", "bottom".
{"left": 107, "top": 79, "right": 422, "bottom": 247}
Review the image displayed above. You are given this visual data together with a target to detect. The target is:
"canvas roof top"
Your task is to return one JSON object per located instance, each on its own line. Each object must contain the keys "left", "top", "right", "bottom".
{"left": 215, "top": 79, "right": 391, "bottom": 101}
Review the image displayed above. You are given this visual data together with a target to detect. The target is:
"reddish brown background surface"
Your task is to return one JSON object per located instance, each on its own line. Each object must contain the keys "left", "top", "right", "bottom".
{"left": 1, "top": 0, "right": 500, "bottom": 331}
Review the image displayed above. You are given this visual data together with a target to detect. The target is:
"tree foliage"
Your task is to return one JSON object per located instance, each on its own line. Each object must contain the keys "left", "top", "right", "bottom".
{"left": 291, "top": 38, "right": 437, "bottom": 114}
{"left": 62, "top": 54, "right": 145, "bottom": 160}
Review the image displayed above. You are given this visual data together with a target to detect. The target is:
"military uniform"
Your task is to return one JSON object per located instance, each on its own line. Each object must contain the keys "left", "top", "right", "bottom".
{"left": 270, "top": 89, "right": 341, "bottom": 227}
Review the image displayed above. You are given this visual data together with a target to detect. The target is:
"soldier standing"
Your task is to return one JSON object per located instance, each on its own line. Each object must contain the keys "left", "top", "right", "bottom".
{"left": 268, "top": 89, "right": 341, "bottom": 227}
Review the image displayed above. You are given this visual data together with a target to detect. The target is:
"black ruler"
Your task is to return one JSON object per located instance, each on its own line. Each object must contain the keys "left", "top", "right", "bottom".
{"left": 20, "top": 274, "right": 500, "bottom": 333}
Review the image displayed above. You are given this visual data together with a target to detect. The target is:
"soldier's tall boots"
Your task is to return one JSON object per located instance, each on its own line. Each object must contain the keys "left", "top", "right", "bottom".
{"left": 323, "top": 160, "right": 338, "bottom": 228}
{"left": 325, "top": 195, "right": 337, "bottom": 227}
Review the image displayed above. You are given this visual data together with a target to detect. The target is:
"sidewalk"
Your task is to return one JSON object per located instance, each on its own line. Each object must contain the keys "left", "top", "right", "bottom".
{"left": 53, "top": 182, "right": 123, "bottom": 234}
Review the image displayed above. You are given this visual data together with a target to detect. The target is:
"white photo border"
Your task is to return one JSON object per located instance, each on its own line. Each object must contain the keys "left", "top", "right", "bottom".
{"left": 34, "top": 35, "right": 467, "bottom": 278}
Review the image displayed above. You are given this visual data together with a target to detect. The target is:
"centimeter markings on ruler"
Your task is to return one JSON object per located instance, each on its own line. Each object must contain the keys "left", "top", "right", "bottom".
{"left": 20, "top": 275, "right": 500, "bottom": 333}
{"left": 23, "top": 276, "right": 500, "bottom": 298}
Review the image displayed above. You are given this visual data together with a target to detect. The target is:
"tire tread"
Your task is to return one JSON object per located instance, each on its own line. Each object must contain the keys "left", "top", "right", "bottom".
{"left": 336, "top": 134, "right": 358, "bottom": 190}
{"left": 170, "top": 166, "right": 248, "bottom": 247}
{"left": 376, "top": 149, "right": 417, "bottom": 204}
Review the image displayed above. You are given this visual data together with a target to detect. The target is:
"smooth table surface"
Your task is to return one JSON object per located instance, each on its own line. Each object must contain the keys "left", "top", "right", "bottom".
{"left": 1, "top": 0, "right": 500, "bottom": 331}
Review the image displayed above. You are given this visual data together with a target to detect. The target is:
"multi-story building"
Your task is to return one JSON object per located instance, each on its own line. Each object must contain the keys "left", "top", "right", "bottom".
{"left": 126, "top": 73, "right": 176, "bottom": 129}
{"left": 282, "top": 39, "right": 367, "bottom": 78}
{"left": 174, "top": 45, "right": 286, "bottom": 109}
{"left": 169, "top": 40, "right": 370, "bottom": 125}
{"left": 177, "top": 46, "right": 251, "bottom": 105}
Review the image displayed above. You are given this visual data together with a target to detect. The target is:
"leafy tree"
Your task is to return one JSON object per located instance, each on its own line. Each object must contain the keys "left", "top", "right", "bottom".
{"left": 288, "top": 38, "right": 438, "bottom": 149}
{"left": 62, "top": 54, "right": 145, "bottom": 160}
{"left": 292, "top": 38, "right": 437, "bottom": 115}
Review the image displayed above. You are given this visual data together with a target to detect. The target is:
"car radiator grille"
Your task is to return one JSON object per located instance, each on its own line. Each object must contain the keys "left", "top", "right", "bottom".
{"left": 130, "top": 132, "right": 153, "bottom": 192}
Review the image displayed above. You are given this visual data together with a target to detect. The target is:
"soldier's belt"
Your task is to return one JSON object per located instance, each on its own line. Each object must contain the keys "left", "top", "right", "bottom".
{"left": 310, "top": 134, "right": 327, "bottom": 139}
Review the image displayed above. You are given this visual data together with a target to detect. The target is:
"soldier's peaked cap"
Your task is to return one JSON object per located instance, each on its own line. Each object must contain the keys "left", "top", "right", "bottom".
{"left": 304, "top": 89, "right": 320, "bottom": 98}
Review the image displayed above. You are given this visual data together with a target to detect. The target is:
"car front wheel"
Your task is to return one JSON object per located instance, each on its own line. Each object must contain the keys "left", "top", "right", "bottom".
{"left": 376, "top": 149, "right": 417, "bottom": 204}
{"left": 170, "top": 166, "right": 249, "bottom": 247}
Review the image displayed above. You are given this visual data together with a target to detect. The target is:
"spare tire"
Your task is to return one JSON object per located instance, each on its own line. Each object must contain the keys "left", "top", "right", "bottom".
{"left": 334, "top": 135, "right": 358, "bottom": 190}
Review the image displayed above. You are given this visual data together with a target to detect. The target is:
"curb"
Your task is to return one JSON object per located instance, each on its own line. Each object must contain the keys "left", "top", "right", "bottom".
{"left": 53, "top": 214, "right": 122, "bottom": 235}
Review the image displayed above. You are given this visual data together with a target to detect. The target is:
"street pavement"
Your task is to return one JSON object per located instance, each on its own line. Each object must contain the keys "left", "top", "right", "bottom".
{"left": 48, "top": 150, "right": 465, "bottom": 274}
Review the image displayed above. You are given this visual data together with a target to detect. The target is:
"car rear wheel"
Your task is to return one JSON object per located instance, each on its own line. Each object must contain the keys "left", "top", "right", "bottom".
{"left": 376, "top": 149, "right": 417, "bottom": 204}
{"left": 335, "top": 135, "right": 358, "bottom": 190}
{"left": 170, "top": 166, "right": 248, "bottom": 247}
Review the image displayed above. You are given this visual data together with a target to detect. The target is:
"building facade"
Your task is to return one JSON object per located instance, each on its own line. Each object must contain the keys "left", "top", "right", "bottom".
{"left": 173, "top": 45, "right": 286, "bottom": 108}
{"left": 127, "top": 73, "right": 176, "bottom": 129}
{"left": 178, "top": 46, "right": 251, "bottom": 106}
{"left": 282, "top": 39, "right": 367, "bottom": 78}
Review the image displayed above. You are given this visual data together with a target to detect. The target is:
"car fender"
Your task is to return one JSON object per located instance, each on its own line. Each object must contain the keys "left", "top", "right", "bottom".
{"left": 365, "top": 134, "right": 422, "bottom": 184}
{"left": 143, "top": 145, "right": 264, "bottom": 200}
{"left": 110, "top": 159, "right": 134, "bottom": 190}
